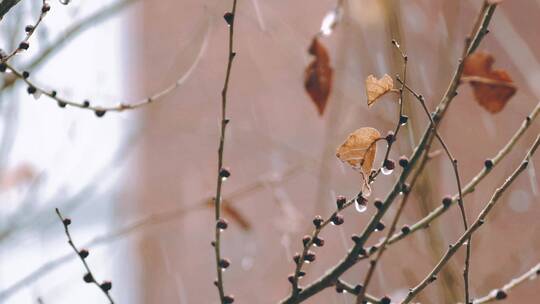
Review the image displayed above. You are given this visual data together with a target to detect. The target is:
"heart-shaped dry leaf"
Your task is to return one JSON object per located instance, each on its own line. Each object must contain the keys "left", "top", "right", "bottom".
{"left": 462, "top": 52, "right": 517, "bottom": 114}
{"left": 305, "top": 37, "right": 333, "bottom": 115}
{"left": 366, "top": 74, "right": 394, "bottom": 106}
{"left": 336, "top": 127, "right": 381, "bottom": 176}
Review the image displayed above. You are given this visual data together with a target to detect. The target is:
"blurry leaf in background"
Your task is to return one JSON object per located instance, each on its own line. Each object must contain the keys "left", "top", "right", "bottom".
{"left": 304, "top": 37, "right": 333, "bottom": 115}
{"left": 0, "top": 164, "right": 36, "bottom": 191}
{"left": 205, "top": 198, "right": 251, "bottom": 231}
{"left": 336, "top": 127, "right": 381, "bottom": 178}
{"left": 462, "top": 52, "right": 517, "bottom": 114}
{"left": 365, "top": 74, "right": 395, "bottom": 106}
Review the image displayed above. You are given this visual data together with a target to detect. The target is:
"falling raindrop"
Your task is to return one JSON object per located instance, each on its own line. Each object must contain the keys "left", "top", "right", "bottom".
{"left": 32, "top": 91, "right": 42, "bottom": 100}
{"left": 320, "top": 8, "right": 341, "bottom": 36}
{"left": 381, "top": 166, "right": 394, "bottom": 175}
{"left": 355, "top": 200, "right": 367, "bottom": 213}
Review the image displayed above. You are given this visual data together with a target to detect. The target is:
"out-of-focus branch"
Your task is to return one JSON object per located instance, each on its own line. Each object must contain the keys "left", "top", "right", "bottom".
{"left": 402, "top": 135, "right": 540, "bottom": 303}
{"left": 55, "top": 208, "right": 115, "bottom": 304}
{"left": 472, "top": 263, "right": 540, "bottom": 304}
{"left": 0, "top": 0, "right": 22, "bottom": 20}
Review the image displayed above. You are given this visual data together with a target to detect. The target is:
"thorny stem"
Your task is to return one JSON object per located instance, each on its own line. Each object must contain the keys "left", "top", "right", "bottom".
{"left": 213, "top": 1, "right": 238, "bottom": 303}
{"left": 279, "top": 3, "right": 498, "bottom": 303}
{"left": 355, "top": 39, "right": 408, "bottom": 304}
{"left": 55, "top": 208, "right": 114, "bottom": 304}
{"left": 472, "top": 263, "right": 540, "bottom": 304}
{"left": 397, "top": 76, "right": 470, "bottom": 304}
{"left": 401, "top": 134, "right": 540, "bottom": 304}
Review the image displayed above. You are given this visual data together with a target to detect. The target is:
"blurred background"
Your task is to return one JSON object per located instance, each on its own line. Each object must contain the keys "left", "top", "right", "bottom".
{"left": 0, "top": 0, "right": 538, "bottom": 303}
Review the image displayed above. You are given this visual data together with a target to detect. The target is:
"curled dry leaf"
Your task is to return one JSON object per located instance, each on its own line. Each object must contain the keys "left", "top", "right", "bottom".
{"left": 305, "top": 37, "right": 333, "bottom": 115}
{"left": 366, "top": 74, "right": 395, "bottom": 106}
{"left": 336, "top": 127, "right": 381, "bottom": 182}
{"left": 462, "top": 52, "right": 517, "bottom": 114}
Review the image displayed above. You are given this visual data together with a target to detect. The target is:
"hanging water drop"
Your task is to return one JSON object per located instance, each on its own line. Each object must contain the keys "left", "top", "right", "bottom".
{"left": 32, "top": 91, "right": 41, "bottom": 100}
{"left": 59, "top": 0, "right": 70, "bottom": 4}
{"left": 320, "top": 8, "right": 341, "bottom": 36}
{"left": 381, "top": 166, "right": 394, "bottom": 175}
{"left": 355, "top": 200, "right": 367, "bottom": 213}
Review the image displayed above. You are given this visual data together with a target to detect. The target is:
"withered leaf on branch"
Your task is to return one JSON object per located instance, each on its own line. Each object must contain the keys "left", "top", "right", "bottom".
{"left": 462, "top": 52, "right": 517, "bottom": 114}
{"left": 336, "top": 127, "right": 381, "bottom": 177}
{"left": 305, "top": 37, "right": 333, "bottom": 115}
{"left": 366, "top": 74, "right": 394, "bottom": 106}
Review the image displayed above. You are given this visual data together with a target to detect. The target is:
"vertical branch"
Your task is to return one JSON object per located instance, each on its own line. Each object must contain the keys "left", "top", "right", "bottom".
{"left": 55, "top": 208, "right": 114, "bottom": 304}
{"left": 397, "top": 78, "right": 470, "bottom": 303}
{"left": 213, "top": 1, "right": 238, "bottom": 304}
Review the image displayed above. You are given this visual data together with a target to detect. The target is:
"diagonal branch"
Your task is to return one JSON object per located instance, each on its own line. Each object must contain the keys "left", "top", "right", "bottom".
{"left": 402, "top": 134, "right": 540, "bottom": 304}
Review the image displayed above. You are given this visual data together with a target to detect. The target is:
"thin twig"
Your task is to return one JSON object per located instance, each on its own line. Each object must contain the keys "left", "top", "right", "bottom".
{"left": 472, "top": 263, "right": 540, "bottom": 304}
{"left": 279, "top": 3, "right": 498, "bottom": 303}
{"left": 401, "top": 134, "right": 540, "bottom": 304}
{"left": 336, "top": 279, "right": 381, "bottom": 303}
{"left": 397, "top": 75, "right": 470, "bottom": 304}
{"left": 355, "top": 39, "right": 409, "bottom": 304}
{"left": 55, "top": 208, "right": 114, "bottom": 304}
{"left": 1, "top": 0, "right": 49, "bottom": 63}
{"left": 213, "top": 1, "right": 238, "bottom": 303}
{"left": 0, "top": 22, "right": 210, "bottom": 115}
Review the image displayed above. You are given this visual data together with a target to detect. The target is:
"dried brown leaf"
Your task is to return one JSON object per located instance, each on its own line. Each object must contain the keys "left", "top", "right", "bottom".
{"left": 336, "top": 127, "right": 381, "bottom": 176}
{"left": 366, "top": 74, "right": 394, "bottom": 106}
{"left": 462, "top": 52, "right": 517, "bottom": 114}
{"left": 305, "top": 37, "right": 333, "bottom": 115}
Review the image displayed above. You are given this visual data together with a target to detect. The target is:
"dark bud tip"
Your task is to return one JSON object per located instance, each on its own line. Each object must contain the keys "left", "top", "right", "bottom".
{"left": 219, "top": 167, "right": 231, "bottom": 178}
{"left": 335, "top": 285, "right": 344, "bottom": 293}
{"left": 428, "top": 275, "right": 437, "bottom": 283}
{"left": 19, "top": 42, "right": 29, "bottom": 50}
{"left": 336, "top": 195, "right": 347, "bottom": 209}
{"left": 63, "top": 218, "right": 71, "bottom": 226}
{"left": 351, "top": 234, "right": 361, "bottom": 245}
{"left": 223, "top": 12, "right": 234, "bottom": 25}
{"left": 79, "top": 249, "right": 89, "bottom": 259}
{"left": 42, "top": 3, "right": 51, "bottom": 13}
{"left": 313, "top": 215, "right": 323, "bottom": 228}
{"left": 94, "top": 110, "right": 106, "bottom": 117}
{"left": 442, "top": 196, "right": 453, "bottom": 208}
{"left": 495, "top": 289, "right": 507, "bottom": 300}
{"left": 298, "top": 271, "right": 306, "bottom": 277}
{"left": 399, "top": 156, "right": 409, "bottom": 168}
{"left": 384, "top": 159, "right": 396, "bottom": 171}
{"left": 27, "top": 86, "right": 36, "bottom": 94}
{"left": 288, "top": 275, "right": 295, "bottom": 284}
{"left": 331, "top": 213, "right": 344, "bottom": 226}
{"left": 313, "top": 236, "right": 324, "bottom": 247}
{"left": 100, "top": 281, "right": 112, "bottom": 292}
{"left": 57, "top": 101, "right": 67, "bottom": 108}
{"left": 223, "top": 295, "right": 235, "bottom": 304}
{"left": 0, "top": 63, "right": 6, "bottom": 72}
{"left": 51, "top": 90, "right": 57, "bottom": 97}
{"left": 83, "top": 272, "right": 94, "bottom": 283}
{"left": 210, "top": 241, "right": 215, "bottom": 247}
{"left": 218, "top": 258, "right": 230, "bottom": 269}
{"left": 385, "top": 131, "right": 395, "bottom": 144}
{"left": 302, "top": 235, "right": 311, "bottom": 246}
{"left": 216, "top": 218, "right": 228, "bottom": 230}
{"left": 25, "top": 25, "right": 34, "bottom": 33}
{"left": 400, "top": 183, "right": 410, "bottom": 194}
{"left": 375, "top": 222, "right": 385, "bottom": 231}
{"left": 304, "top": 251, "right": 316, "bottom": 262}
{"left": 374, "top": 199, "right": 383, "bottom": 210}
{"left": 82, "top": 100, "right": 90, "bottom": 108}
{"left": 399, "top": 115, "right": 409, "bottom": 125}
{"left": 484, "top": 159, "right": 494, "bottom": 170}
{"left": 369, "top": 246, "right": 378, "bottom": 254}
{"left": 354, "top": 284, "right": 363, "bottom": 293}
{"left": 22, "top": 71, "right": 30, "bottom": 79}
{"left": 293, "top": 253, "right": 301, "bottom": 265}
{"left": 401, "top": 225, "right": 411, "bottom": 234}
{"left": 380, "top": 296, "right": 391, "bottom": 304}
